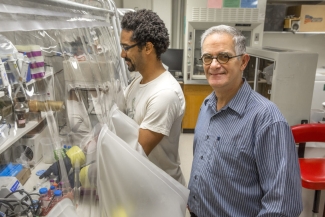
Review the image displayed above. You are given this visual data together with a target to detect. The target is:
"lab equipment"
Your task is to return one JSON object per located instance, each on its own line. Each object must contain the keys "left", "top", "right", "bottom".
{"left": 244, "top": 46, "right": 318, "bottom": 126}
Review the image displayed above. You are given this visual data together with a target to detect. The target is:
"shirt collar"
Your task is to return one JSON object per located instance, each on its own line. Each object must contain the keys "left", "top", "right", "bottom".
{"left": 204, "top": 78, "right": 252, "bottom": 116}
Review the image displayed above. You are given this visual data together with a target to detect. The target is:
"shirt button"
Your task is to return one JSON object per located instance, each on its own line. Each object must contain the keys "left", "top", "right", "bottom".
{"left": 194, "top": 175, "right": 197, "bottom": 179}
{"left": 205, "top": 135, "right": 209, "bottom": 140}
{"left": 193, "top": 195, "right": 196, "bottom": 199}
{"left": 200, "top": 156, "right": 203, "bottom": 160}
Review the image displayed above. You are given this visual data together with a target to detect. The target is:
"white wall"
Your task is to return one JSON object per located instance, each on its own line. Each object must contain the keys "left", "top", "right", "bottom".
{"left": 152, "top": 0, "right": 172, "bottom": 45}
{"left": 263, "top": 33, "right": 325, "bottom": 69}
{"left": 121, "top": 0, "right": 172, "bottom": 44}
{"left": 113, "top": 0, "right": 122, "bottom": 8}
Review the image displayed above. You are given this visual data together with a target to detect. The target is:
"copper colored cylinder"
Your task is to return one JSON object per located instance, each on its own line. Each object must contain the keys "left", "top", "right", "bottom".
{"left": 28, "top": 100, "right": 64, "bottom": 112}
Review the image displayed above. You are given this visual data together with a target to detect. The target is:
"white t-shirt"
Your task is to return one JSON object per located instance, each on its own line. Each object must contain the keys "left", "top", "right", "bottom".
{"left": 124, "top": 71, "right": 186, "bottom": 185}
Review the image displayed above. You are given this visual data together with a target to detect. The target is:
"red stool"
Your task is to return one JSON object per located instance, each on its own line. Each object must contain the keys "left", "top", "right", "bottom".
{"left": 291, "top": 123, "right": 325, "bottom": 217}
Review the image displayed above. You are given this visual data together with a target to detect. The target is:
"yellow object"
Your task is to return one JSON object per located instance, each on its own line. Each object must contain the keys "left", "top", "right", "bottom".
{"left": 28, "top": 100, "right": 64, "bottom": 112}
{"left": 79, "top": 165, "right": 90, "bottom": 188}
{"left": 66, "top": 146, "right": 86, "bottom": 168}
{"left": 112, "top": 206, "right": 128, "bottom": 217}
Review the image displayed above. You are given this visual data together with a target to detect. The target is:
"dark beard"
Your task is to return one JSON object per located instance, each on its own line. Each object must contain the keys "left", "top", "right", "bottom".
{"left": 125, "top": 58, "right": 135, "bottom": 72}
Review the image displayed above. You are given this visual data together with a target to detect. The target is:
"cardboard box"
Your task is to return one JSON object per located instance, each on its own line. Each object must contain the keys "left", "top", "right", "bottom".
{"left": 15, "top": 168, "right": 31, "bottom": 185}
{"left": 287, "top": 5, "right": 325, "bottom": 32}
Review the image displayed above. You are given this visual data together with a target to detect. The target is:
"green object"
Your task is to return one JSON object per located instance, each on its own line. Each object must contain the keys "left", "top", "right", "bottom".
{"left": 53, "top": 148, "right": 67, "bottom": 160}
{"left": 223, "top": 0, "right": 240, "bottom": 8}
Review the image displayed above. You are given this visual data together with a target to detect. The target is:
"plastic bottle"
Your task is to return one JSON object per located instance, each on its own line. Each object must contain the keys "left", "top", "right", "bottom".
{"left": 41, "top": 189, "right": 63, "bottom": 216}
{"left": 7, "top": 55, "right": 21, "bottom": 82}
{"left": 49, "top": 189, "right": 62, "bottom": 210}
{"left": 0, "top": 59, "right": 10, "bottom": 87}
{"left": 19, "top": 53, "right": 30, "bottom": 82}
{"left": 48, "top": 185, "right": 55, "bottom": 198}
{"left": 39, "top": 188, "right": 50, "bottom": 209}
{"left": 0, "top": 118, "right": 10, "bottom": 145}
{"left": 52, "top": 182, "right": 59, "bottom": 189}
{"left": 14, "top": 93, "right": 29, "bottom": 128}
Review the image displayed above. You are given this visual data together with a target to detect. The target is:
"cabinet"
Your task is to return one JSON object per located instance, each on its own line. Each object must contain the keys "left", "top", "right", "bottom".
{"left": 182, "top": 84, "right": 212, "bottom": 131}
{"left": 245, "top": 46, "right": 318, "bottom": 126}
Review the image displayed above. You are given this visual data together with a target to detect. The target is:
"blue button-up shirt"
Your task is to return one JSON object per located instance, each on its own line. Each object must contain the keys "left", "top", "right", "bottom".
{"left": 188, "top": 80, "right": 302, "bottom": 217}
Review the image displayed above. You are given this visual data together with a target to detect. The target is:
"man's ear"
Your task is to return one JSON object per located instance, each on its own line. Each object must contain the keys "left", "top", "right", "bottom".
{"left": 145, "top": 42, "right": 154, "bottom": 54}
{"left": 240, "top": 54, "right": 250, "bottom": 71}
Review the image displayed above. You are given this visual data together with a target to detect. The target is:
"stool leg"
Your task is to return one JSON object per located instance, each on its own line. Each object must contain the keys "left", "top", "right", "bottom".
{"left": 323, "top": 202, "right": 325, "bottom": 217}
{"left": 312, "top": 190, "right": 321, "bottom": 216}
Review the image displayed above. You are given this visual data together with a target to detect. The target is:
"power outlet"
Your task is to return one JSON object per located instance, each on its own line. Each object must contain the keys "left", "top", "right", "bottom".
{"left": 254, "top": 33, "right": 259, "bottom": 42}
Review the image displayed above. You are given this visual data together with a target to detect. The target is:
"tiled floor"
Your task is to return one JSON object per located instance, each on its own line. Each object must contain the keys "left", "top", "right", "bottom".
{"left": 179, "top": 133, "right": 194, "bottom": 217}
{"left": 179, "top": 133, "right": 194, "bottom": 184}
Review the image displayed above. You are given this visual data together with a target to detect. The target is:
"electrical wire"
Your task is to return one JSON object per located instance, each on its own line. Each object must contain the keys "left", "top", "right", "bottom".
{"left": 1, "top": 189, "right": 40, "bottom": 216}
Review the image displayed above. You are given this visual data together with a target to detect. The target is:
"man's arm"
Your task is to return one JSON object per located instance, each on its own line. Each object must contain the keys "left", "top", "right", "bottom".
{"left": 255, "top": 121, "right": 303, "bottom": 217}
{"left": 138, "top": 128, "right": 164, "bottom": 155}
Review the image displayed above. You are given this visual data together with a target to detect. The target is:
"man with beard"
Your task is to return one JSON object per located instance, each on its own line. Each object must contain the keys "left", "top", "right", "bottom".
{"left": 120, "top": 9, "right": 186, "bottom": 185}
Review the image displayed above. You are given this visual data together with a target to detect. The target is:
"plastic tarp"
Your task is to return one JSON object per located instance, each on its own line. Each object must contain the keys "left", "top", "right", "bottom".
{"left": 110, "top": 103, "right": 146, "bottom": 157}
{"left": 97, "top": 124, "right": 190, "bottom": 217}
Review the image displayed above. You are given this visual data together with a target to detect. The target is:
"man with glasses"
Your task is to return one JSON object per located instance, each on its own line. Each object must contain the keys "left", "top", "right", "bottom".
{"left": 187, "top": 25, "right": 302, "bottom": 217}
{"left": 119, "top": 9, "right": 186, "bottom": 185}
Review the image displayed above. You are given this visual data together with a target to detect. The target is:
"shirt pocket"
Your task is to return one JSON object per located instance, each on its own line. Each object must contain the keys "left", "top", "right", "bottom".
{"left": 206, "top": 137, "right": 241, "bottom": 179}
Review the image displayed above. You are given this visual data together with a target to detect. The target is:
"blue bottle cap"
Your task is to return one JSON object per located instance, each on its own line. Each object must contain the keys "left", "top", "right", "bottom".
{"left": 54, "top": 190, "right": 62, "bottom": 197}
{"left": 63, "top": 145, "right": 67, "bottom": 149}
{"left": 39, "top": 188, "right": 48, "bottom": 194}
{"left": 50, "top": 185, "right": 55, "bottom": 190}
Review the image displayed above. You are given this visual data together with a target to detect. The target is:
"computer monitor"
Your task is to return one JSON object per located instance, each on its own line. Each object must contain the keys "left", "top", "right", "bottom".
{"left": 160, "top": 49, "right": 183, "bottom": 75}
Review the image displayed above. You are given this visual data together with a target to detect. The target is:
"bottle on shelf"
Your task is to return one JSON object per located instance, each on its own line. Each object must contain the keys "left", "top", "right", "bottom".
{"left": 0, "top": 118, "right": 10, "bottom": 145}
{"left": 0, "top": 89, "right": 14, "bottom": 123}
{"left": 48, "top": 185, "right": 55, "bottom": 198}
{"left": 42, "top": 189, "right": 63, "bottom": 216}
{"left": 18, "top": 53, "right": 31, "bottom": 83}
{"left": 39, "top": 187, "right": 50, "bottom": 211}
{"left": 14, "top": 92, "right": 29, "bottom": 128}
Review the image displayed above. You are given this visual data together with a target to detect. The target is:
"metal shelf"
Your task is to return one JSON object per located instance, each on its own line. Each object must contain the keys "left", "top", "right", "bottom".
{"left": 22, "top": 0, "right": 114, "bottom": 16}
{"left": 0, "top": 120, "right": 41, "bottom": 155}
{"left": 264, "top": 31, "right": 325, "bottom": 35}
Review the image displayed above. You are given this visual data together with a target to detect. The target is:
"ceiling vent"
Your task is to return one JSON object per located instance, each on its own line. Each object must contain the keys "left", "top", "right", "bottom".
{"left": 191, "top": 8, "right": 259, "bottom": 23}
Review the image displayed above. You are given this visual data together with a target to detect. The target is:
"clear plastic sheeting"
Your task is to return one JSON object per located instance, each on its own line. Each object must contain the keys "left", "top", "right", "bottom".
{"left": 97, "top": 124, "right": 190, "bottom": 217}
{"left": 0, "top": 0, "right": 189, "bottom": 216}
{"left": 0, "top": 35, "right": 18, "bottom": 55}
{"left": 110, "top": 104, "right": 146, "bottom": 157}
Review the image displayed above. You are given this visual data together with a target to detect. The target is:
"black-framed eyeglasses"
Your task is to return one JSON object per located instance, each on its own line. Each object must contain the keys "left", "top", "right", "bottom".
{"left": 121, "top": 42, "right": 140, "bottom": 52}
{"left": 199, "top": 53, "right": 244, "bottom": 65}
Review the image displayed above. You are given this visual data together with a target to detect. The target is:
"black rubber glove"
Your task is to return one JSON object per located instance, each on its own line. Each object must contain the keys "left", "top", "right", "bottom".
{"left": 39, "top": 156, "right": 75, "bottom": 188}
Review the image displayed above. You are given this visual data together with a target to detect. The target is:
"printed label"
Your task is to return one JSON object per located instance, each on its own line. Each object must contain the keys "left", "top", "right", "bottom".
{"left": 18, "top": 119, "right": 26, "bottom": 124}
{"left": 10, "top": 180, "right": 20, "bottom": 192}
{"left": 305, "top": 15, "right": 323, "bottom": 24}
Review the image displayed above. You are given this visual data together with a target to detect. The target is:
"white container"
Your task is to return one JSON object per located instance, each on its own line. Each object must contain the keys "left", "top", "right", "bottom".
{"left": 46, "top": 198, "right": 79, "bottom": 217}
{"left": 310, "top": 109, "right": 325, "bottom": 123}
{"left": 40, "top": 137, "right": 56, "bottom": 164}
{"left": 7, "top": 56, "right": 21, "bottom": 81}
{"left": 0, "top": 59, "right": 10, "bottom": 87}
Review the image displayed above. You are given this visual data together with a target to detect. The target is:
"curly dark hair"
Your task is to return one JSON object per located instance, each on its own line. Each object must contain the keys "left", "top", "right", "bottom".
{"left": 121, "top": 9, "right": 169, "bottom": 59}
